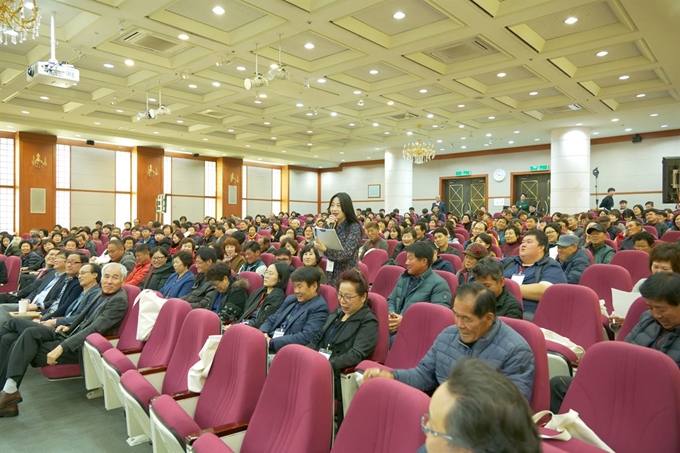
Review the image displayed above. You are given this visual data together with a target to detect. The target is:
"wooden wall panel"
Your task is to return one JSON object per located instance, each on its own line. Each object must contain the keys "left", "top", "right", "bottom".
{"left": 134, "top": 146, "right": 164, "bottom": 224}
{"left": 17, "top": 132, "right": 56, "bottom": 233}
{"left": 217, "top": 157, "right": 242, "bottom": 219}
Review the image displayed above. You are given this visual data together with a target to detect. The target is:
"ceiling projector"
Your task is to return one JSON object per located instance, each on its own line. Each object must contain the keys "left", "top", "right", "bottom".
{"left": 27, "top": 61, "right": 80, "bottom": 88}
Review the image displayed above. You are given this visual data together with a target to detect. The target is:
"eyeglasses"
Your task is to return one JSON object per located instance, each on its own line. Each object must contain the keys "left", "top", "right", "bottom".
{"left": 421, "top": 413, "right": 454, "bottom": 441}
{"left": 337, "top": 292, "right": 360, "bottom": 302}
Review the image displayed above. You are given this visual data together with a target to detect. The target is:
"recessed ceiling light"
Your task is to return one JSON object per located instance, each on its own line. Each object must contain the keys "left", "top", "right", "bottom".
{"left": 576, "top": 123, "right": 583, "bottom": 126}
{"left": 188, "top": 84, "right": 197, "bottom": 89}
{"left": 228, "top": 129, "right": 234, "bottom": 132}
{"left": 236, "top": 66, "right": 246, "bottom": 71}
{"left": 212, "top": 81, "right": 221, "bottom": 87}
{"left": 534, "top": 138, "right": 540, "bottom": 141}
{"left": 149, "top": 98, "right": 157, "bottom": 102}
{"left": 419, "top": 89, "right": 428, "bottom": 93}
{"left": 258, "top": 93, "right": 267, "bottom": 98}
{"left": 611, "top": 118, "right": 619, "bottom": 122}
{"left": 650, "top": 113, "right": 658, "bottom": 117}
{"left": 177, "top": 120, "right": 184, "bottom": 124}
{"left": 484, "top": 144, "right": 489, "bottom": 147}
{"left": 212, "top": 6, "right": 225, "bottom": 15}
{"left": 458, "top": 125, "right": 464, "bottom": 129}
{"left": 372, "top": 122, "right": 379, "bottom": 127}
{"left": 393, "top": 11, "right": 405, "bottom": 19}
{"left": 178, "top": 34, "right": 189, "bottom": 40}
{"left": 203, "top": 137, "right": 209, "bottom": 141}
{"left": 94, "top": 121, "right": 101, "bottom": 125}
{"left": 349, "top": 123, "right": 355, "bottom": 127}
{"left": 103, "top": 63, "right": 114, "bottom": 68}
{"left": 263, "top": 121, "right": 270, "bottom": 125}
{"left": 636, "top": 93, "right": 646, "bottom": 98}
{"left": 529, "top": 91, "right": 538, "bottom": 96}
{"left": 307, "top": 130, "right": 313, "bottom": 133}
{"left": 440, "top": 148, "right": 444, "bottom": 151}
{"left": 116, "top": 109, "right": 124, "bottom": 113}
{"left": 387, "top": 101, "right": 394, "bottom": 106}
{"left": 369, "top": 69, "right": 379, "bottom": 75}
{"left": 330, "top": 111, "right": 338, "bottom": 117}
{"left": 308, "top": 143, "right": 313, "bottom": 146}
{"left": 254, "top": 99, "right": 262, "bottom": 104}
{"left": 436, "top": 139, "right": 442, "bottom": 143}
{"left": 496, "top": 72, "right": 506, "bottom": 78}
{"left": 271, "top": 137, "right": 276, "bottom": 140}
{"left": 341, "top": 159, "right": 345, "bottom": 162}
{"left": 514, "top": 130, "right": 520, "bottom": 134}
{"left": 306, "top": 112, "right": 313, "bottom": 116}
{"left": 245, "top": 144, "right": 250, "bottom": 147}
{"left": 432, "top": 125, "right": 438, "bottom": 128}
{"left": 295, "top": 103, "right": 304, "bottom": 107}
{"left": 153, "top": 131, "right": 159, "bottom": 134}
{"left": 485, "top": 133, "right": 492, "bottom": 137}
{"left": 257, "top": 157, "right": 263, "bottom": 161}
{"left": 407, "top": 131, "right": 413, "bottom": 136}
{"left": 340, "top": 152, "right": 344, "bottom": 154}
{"left": 282, "top": 150, "right": 286, "bottom": 153}
{"left": 124, "top": 59, "right": 134, "bottom": 66}
{"left": 367, "top": 157, "right": 372, "bottom": 159}
{"left": 661, "top": 124, "right": 668, "bottom": 128}
{"left": 317, "top": 78, "right": 326, "bottom": 83}
{"left": 458, "top": 104, "right": 465, "bottom": 108}
{"left": 384, "top": 132, "right": 390, "bottom": 135}
{"left": 625, "top": 128, "right": 632, "bottom": 132}
{"left": 508, "top": 140, "right": 514, "bottom": 144}
{"left": 304, "top": 42, "right": 315, "bottom": 50}
{"left": 564, "top": 17, "right": 578, "bottom": 24}
{"left": 461, "top": 137, "right": 466, "bottom": 140}
{"left": 592, "top": 132, "right": 600, "bottom": 135}
{"left": 619, "top": 75, "right": 629, "bottom": 80}
{"left": 596, "top": 50, "right": 608, "bottom": 57}
{"left": 375, "top": 148, "right": 379, "bottom": 151}
{"left": 40, "top": 96, "right": 49, "bottom": 100}
{"left": 426, "top": 113, "right": 434, "bottom": 118}
{"left": 488, "top": 116, "right": 495, "bottom": 120}
{"left": 75, "top": 134, "right": 81, "bottom": 137}
{"left": 461, "top": 146, "right": 466, "bottom": 149}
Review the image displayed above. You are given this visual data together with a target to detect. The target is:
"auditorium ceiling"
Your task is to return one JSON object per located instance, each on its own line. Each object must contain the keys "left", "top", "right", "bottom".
{"left": 1, "top": 0, "right": 678, "bottom": 168}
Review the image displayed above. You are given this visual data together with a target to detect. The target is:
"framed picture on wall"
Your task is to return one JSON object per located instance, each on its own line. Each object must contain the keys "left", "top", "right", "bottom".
{"left": 368, "top": 184, "right": 381, "bottom": 199}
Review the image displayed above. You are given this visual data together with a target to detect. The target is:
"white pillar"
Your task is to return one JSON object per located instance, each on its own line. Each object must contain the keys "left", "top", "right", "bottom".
{"left": 550, "top": 127, "right": 591, "bottom": 214}
{"left": 384, "top": 149, "right": 412, "bottom": 212}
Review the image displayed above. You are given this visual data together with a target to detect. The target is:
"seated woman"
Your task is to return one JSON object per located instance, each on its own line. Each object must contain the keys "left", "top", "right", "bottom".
{"left": 238, "top": 262, "right": 291, "bottom": 328}
{"left": 222, "top": 237, "right": 245, "bottom": 273}
{"left": 284, "top": 227, "right": 297, "bottom": 240}
{"left": 122, "top": 236, "right": 136, "bottom": 253}
{"left": 307, "top": 269, "right": 378, "bottom": 420}
{"left": 280, "top": 236, "right": 299, "bottom": 257}
{"left": 159, "top": 250, "right": 195, "bottom": 298}
{"left": 459, "top": 214, "right": 472, "bottom": 232}
{"left": 300, "top": 224, "right": 315, "bottom": 247}
{"left": 390, "top": 227, "right": 416, "bottom": 260}
{"left": 246, "top": 225, "right": 258, "bottom": 242}
{"left": 270, "top": 221, "right": 284, "bottom": 243}
{"left": 300, "top": 244, "right": 326, "bottom": 284}
{"left": 18, "top": 240, "right": 42, "bottom": 270}
{"left": 50, "top": 232, "right": 63, "bottom": 249}
{"left": 501, "top": 226, "right": 521, "bottom": 257}
{"left": 178, "top": 237, "right": 196, "bottom": 254}
{"left": 205, "top": 261, "right": 249, "bottom": 323}
{"left": 139, "top": 246, "right": 175, "bottom": 291}
{"left": 388, "top": 226, "right": 401, "bottom": 242}
{"left": 543, "top": 222, "right": 562, "bottom": 259}
{"left": 167, "top": 232, "right": 184, "bottom": 255}
{"left": 474, "top": 233, "right": 497, "bottom": 258}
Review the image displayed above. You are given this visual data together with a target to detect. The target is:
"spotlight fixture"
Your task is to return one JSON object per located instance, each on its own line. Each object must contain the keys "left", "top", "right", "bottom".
{"left": 135, "top": 84, "right": 171, "bottom": 121}
{"left": 266, "top": 34, "right": 291, "bottom": 81}
{"left": 357, "top": 98, "right": 365, "bottom": 106}
{"left": 244, "top": 43, "right": 268, "bottom": 90}
{"left": 180, "top": 71, "right": 190, "bottom": 80}
{"left": 215, "top": 55, "right": 232, "bottom": 67}
{"left": 303, "top": 79, "right": 310, "bottom": 89}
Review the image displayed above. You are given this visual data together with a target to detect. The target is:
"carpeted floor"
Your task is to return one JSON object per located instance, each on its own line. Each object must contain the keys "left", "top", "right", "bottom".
{"left": 1, "top": 367, "right": 152, "bottom": 453}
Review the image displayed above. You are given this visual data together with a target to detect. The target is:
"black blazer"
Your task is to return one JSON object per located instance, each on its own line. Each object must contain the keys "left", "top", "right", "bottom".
{"left": 17, "top": 268, "right": 55, "bottom": 299}
{"left": 239, "top": 287, "right": 286, "bottom": 328}
{"left": 307, "top": 304, "right": 378, "bottom": 371}
{"left": 42, "top": 276, "right": 84, "bottom": 320}
{"left": 206, "top": 278, "right": 248, "bottom": 322}
{"left": 31, "top": 273, "right": 67, "bottom": 309}
{"left": 139, "top": 261, "right": 175, "bottom": 291}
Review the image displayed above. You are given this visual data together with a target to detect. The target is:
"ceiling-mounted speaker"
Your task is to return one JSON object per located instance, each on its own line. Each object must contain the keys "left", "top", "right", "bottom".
{"left": 632, "top": 134, "right": 642, "bottom": 143}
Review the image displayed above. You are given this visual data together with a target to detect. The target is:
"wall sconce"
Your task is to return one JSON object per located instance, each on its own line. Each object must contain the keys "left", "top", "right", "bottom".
{"left": 32, "top": 153, "right": 48, "bottom": 169}
{"left": 230, "top": 172, "right": 239, "bottom": 184}
{"left": 147, "top": 164, "right": 159, "bottom": 177}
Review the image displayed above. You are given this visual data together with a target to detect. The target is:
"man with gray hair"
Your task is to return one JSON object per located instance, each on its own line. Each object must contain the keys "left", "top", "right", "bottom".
{"left": 0, "top": 262, "right": 128, "bottom": 417}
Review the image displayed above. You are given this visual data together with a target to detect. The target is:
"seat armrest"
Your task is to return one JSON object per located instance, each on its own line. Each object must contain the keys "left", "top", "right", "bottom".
{"left": 169, "top": 391, "right": 201, "bottom": 401}
{"left": 118, "top": 347, "right": 143, "bottom": 355}
{"left": 138, "top": 365, "right": 168, "bottom": 376}
{"left": 104, "top": 334, "right": 120, "bottom": 341}
{"left": 185, "top": 421, "right": 249, "bottom": 447}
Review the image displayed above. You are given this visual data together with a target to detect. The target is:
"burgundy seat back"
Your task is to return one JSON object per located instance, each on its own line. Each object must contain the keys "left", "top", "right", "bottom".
{"left": 318, "top": 259, "right": 327, "bottom": 272}
{"left": 433, "top": 270, "right": 458, "bottom": 302}
{"left": 490, "top": 244, "right": 503, "bottom": 258}
{"left": 366, "top": 293, "right": 389, "bottom": 363}
{"left": 240, "top": 345, "right": 333, "bottom": 453}
{"left": 78, "top": 248, "right": 91, "bottom": 258}
{"left": 0, "top": 256, "right": 20, "bottom": 293}
{"left": 386, "top": 303, "right": 455, "bottom": 370}
{"left": 291, "top": 256, "right": 303, "bottom": 269}
{"left": 578, "top": 264, "right": 632, "bottom": 314}
{"left": 318, "top": 284, "right": 338, "bottom": 313}
{"left": 386, "top": 240, "right": 399, "bottom": 257}
{"left": 616, "top": 296, "right": 648, "bottom": 341}
{"left": 260, "top": 253, "right": 275, "bottom": 267}
{"left": 641, "top": 225, "right": 658, "bottom": 238}
{"left": 660, "top": 230, "right": 680, "bottom": 243}
{"left": 358, "top": 262, "right": 369, "bottom": 281}
{"left": 238, "top": 271, "right": 263, "bottom": 296}
{"left": 439, "top": 253, "right": 462, "bottom": 272}
{"left": 194, "top": 324, "right": 267, "bottom": 430}
{"left": 370, "top": 266, "right": 404, "bottom": 300}
{"left": 332, "top": 379, "right": 428, "bottom": 453}
{"left": 258, "top": 229, "right": 271, "bottom": 239}
{"left": 117, "top": 285, "right": 144, "bottom": 351}
{"left": 361, "top": 248, "right": 388, "bottom": 285}
{"left": 137, "top": 299, "right": 191, "bottom": 369}
{"left": 610, "top": 250, "right": 651, "bottom": 283}
{"left": 162, "top": 309, "right": 221, "bottom": 394}
{"left": 94, "top": 240, "right": 104, "bottom": 256}
{"left": 503, "top": 278, "right": 523, "bottom": 308}
{"left": 455, "top": 228, "right": 469, "bottom": 241}
{"left": 561, "top": 342, "right": 680, "bottom": 453}
{"left": 395, "top": 251, "right": 407, "bottom": 268}
{"left": 604, "top": 238, "right": 618, "bottom": 251}
{"left": 500, "top": 317, "right": 550, "bottom": 412}
{"left": 487, "top": 229, "right": 499, "bottom": 241}
{"left": 285, "top": 279, "right": 294, "bottom": 296}
{"left": 532, "top": 285, "right": 604, "bottom": 351}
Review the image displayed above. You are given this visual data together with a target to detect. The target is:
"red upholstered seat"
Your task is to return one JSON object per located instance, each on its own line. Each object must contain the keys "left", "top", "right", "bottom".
{"left": 438, "top": 253, "right": 462, "bottom": 272}
{"left": 369, "top": 265, "right": 403, "bottom": 300}
{"left": 361, "top": 248, "right": 388, "bottom": 285}
{"left": 0, "top": 256, "right": 20, "bottom": 293}
{"left": 237, "top": 271, "right": 263, "bottom": 296}
{"left": 318, "top": 283, "right": 338, "bottom": 313}
{"left": 610, "top": 250, "right": 651, "bottom": 284}
{"left": 259, "top": 253, "right": 274, "bottom": 267}
{"left": 433, "top": 270, "right": 458, "bottom": 303}
{"left": 616, "top": 296, "right": 648, "bottom": 341}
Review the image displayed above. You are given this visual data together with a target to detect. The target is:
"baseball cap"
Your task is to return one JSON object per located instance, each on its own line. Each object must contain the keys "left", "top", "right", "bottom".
{"left": 587, "top": 224, "right": 607, "bottom": 234}
{"left": 462, "top": 243, "right": 489, "bottom": 259}
{"left": 556, "top": 235, "right": 579, "bottom": 247}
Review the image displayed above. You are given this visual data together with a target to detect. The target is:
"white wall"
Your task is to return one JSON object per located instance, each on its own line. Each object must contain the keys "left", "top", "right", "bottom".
{"left": 171, "top": 195, "right": 205, "bottom": 222}
{"left": 71, "top": 191, "right": 114, "bottom": 227}
{"left": 290, "top": 202, "right": 318, "bottom": 215}
{"left": 71, "top": 146, "right": 115, "bottom": 191}
{"left": 171, "top": 158, "right": 205, "bottom": 196}
{"left": 321, "top": 165, "right": 385, "bottom": 210}
{"left": 246, "top": 166, "right": 273, "bottom": 199}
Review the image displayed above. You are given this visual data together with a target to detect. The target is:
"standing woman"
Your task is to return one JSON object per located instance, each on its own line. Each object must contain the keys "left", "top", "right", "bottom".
{"left": 314, "top": 192, "right": 362, "bottom": 287}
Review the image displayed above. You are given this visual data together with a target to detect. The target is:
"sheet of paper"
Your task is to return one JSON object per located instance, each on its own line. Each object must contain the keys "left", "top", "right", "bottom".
{"left": 313, "top": 227, "right": 344, "bottom": 251}
{"left": 612, "top": 288, "right": 641, "bottom": 318}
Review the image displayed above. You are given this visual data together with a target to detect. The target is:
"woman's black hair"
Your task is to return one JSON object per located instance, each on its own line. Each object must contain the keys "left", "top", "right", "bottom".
{"left": 329, "top": 192, "right": 360, "bottom": 225}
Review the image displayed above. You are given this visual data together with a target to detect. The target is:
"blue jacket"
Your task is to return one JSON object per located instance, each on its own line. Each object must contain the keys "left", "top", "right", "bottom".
{"left": 392, "top": 318, "right": 535, "bottom": 401}
{"left": 160, "top": 271, "right": 195, "bottom": 299}
{"left": 260, "top": 293, "right": 329, "bottom": 352}
{"left": 559, "top": 247, "right": 591, "bottom": 284}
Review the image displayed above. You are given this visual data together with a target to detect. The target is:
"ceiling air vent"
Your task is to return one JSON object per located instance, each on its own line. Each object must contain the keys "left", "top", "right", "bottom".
{"left": 428, "top": 38, "right": 499, "bottom": 64}
{"left": 389, "top": 112, "right": 419, "bottom": 120}
{"left": 112, "top": 29, "right": 188, "bottom": 57}
{"left": 538, "top": 104, "right": 583, "bottom": 114}
{"left": 198, "top": 109, "right": 227, "bottom": 119}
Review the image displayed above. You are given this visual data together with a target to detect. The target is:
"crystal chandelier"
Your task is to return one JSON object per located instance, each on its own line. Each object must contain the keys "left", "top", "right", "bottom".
{"left": 403, "top": 125, "right": 436, "bottom": 164}
{"left": 1, "top": 0, "right": 41, "bottom": 45}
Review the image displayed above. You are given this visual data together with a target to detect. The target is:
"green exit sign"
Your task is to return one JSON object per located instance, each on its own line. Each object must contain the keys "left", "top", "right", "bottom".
{"left": 455, "top": 170, "right": 471, "bottom": 176}
{"left": 530, "top": 165, "right": 549, "bottom": 171}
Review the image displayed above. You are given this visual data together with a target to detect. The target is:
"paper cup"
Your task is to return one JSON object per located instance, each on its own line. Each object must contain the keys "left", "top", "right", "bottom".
{"left": 18, "top": 300, "right": 28, "bottom": 314}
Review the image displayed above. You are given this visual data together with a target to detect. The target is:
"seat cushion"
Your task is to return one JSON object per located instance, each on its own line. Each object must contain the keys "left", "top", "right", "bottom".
{"left": 86, "top": 333, "right": 115, "bottom": 354}
{"left": 120, "top": 370, "right": 161, "bottom": 412}
{"left": 545, "top": 340, "right": 580, "bottom": 365}
{"left": 102, "top": 348, "right": 136, "bottom": 375}
{"left": 40, "top": 364, "right": 81, "bottom": 379}
{"left": 194, "top": 433, "right": 233, "bottom": 453}
{"left": 152, "top": 394, "right": 202, "bottom": 443}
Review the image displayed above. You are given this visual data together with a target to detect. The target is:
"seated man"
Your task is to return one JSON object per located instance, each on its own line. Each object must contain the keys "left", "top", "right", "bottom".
{"left": 618, "top": 219, "right": 643, "bottom": 250}
{"left": 358, "top": 221, "right": 389, "bottom": 261}
{"left": 238, "top": 241, "right": 267, "bottom": 276}
{"left": 501, "top": 230, "right": 567, "bottom": 319}
{"left": 259, "top": 266, "right": 329, "bottom": 353}
{"left": 418, "top": 358, "right": 541, "bottom": 453}
{"left": 472, "top": 258, "right": 523, "bottom": 319}
{"left": 123, "top": 243, "right": 152, "bottom": 287}
{"left": 0, "top": 248, "right": 58, "bottom": 307}
{"left": 0, "top": 262, "right": 128, "bottom": 417}
{"left": 182, "top": 247, "right": 216, "bottom": 309}
{"left": 432, "top": 227, "right": 462, "bottom": 258}
{"left": 429, "top": 242, "right": 455, "bottom": 274}
{"left": 106, "top": 239, "right": 136, "bottom": 273}
{"left": 585, "top": 223, "right": 615, "bottom": 264}
{"left": 257, "top": 235, "right": 276, "bottom": 255}
{"left": 363, "top": 283, "right": 534, "bottom": 402}
{"left": 633, "top": 231, "right": 655, "bottom": 254}
{"left": 414, "top": 223, "right": 429, "bottom": 242}
{"left": 551, "top": 272, "right": 680, "bottom": 412}
{"left": 645, "top": 208, "right": 669, "bottom": 237}
{"left": 76, "top": 233, "right": 97, "bottom": 258}
{"left": 274, "top": 248, "right": 296, "bottom": 273}
{"left": 556, "top": 235, "right": 590, "bottom": 284}
{"left": 387, "top": 242, "right": 452, "bottom": 341}
{"left": 205, "top": 262, "right": 248, "bottom": 323}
